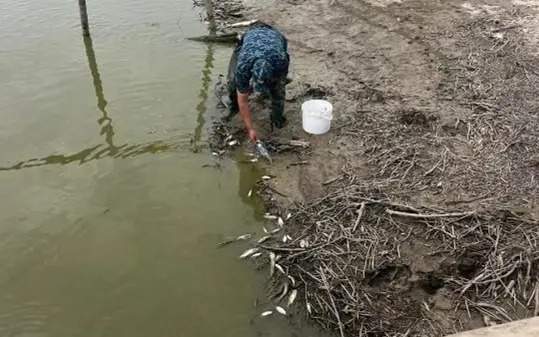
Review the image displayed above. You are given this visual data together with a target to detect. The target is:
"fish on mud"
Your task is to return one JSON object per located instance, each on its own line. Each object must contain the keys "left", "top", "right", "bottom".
{"left": 275, "top": 263, "right": 285, "bottom": 274}
{"left": 269, "top": 252, "right": 276, "bottom": 276}
{"left": 287, "top": 289, "right": 298, "bottom": 307}
{"left": 264, "top": 213, "right": 278, "bottom": 220}
{"left": 239, "top": 247, "right": 259, "bottom": 259}
{"left": 277, "top": 217, "right": 284, "bottom": 227}
{"left": 251, "top": 252, "right": 262, "bottom": 258}
{"left": 306, "top": 302, "right": 312, "bottom": 314}
{"left": 247, "top": 189, "right": 253, "bottom": 198}
{"left": 287, "top": 275, "right": 296, "bottom": 287}
{"left": 276, "top": 282, "right": 289, "bottom": 302}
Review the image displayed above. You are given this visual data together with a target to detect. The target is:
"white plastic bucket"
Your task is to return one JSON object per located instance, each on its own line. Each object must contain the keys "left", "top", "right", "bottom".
{"left": 301, "top": 100, "right": 333, "bottom": 135}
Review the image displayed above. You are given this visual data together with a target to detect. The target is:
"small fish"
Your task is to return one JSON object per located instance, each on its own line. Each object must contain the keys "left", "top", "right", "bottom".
{"left": 287, "top": 289, "right": 298, "bottom": 307}
{"left": 247, "top": 189, "right": 252, "bottom": 198}
{"left": 269, "top": 252, "right": 276, "bottom": 276}
{"left": 264, "top": 214, "right": 278, "bottom": 220}
{"left": 262, "top": 175, "right": 271, "bottom": 180}
{"left": 262, "top": 226, "right": 269, "bottom": 234}
{"left": 287, "top": 275, "right": 296, "bottom": 287}
{"left": 306, "top": 302, "right": 312, "bottom": 314}
{"left": 256, "top": 141, "right": 272, "bottom": 164}
{"left": 251, "top": 252, "right": 262, "bottom": 258}
{"left": 239, "top": 247, "right": 259, "bottom": 259}
{"left": 269, "top": 227, "right": 282, "bottom": 234}
{"left": 286, "top": 235, "right": 292, "bottom": 241}
{"left": 257, "top": 235, "right": 271, "bottom": 243}
{"left": 236, "top": 234, "right": 252, "bottom": 241}
{"left": 275, "top": 306, "right": 287, "bottom": 315}
{"left": 275, "top": 263, "right": 285, "bottom": 274}
{"left": 299, "top": 239, "right": 309, "bottom": 248}
{"left": 250, "top": 158, "right": 258, "bottom": 163}
{"left": 224, "top": 135, "right": 233, "bottom": 142}
{"left": 228, "top": 140, "right": 238, "bottom": 146}
{"left": 282, "top": 235, "right": 287, "bottom": 243}
{"left": 286, "top": 213, "right": 292, "bottom": 220}
{"left": 277, "top": 217, "right": 284, "bottom": 227}
{"left": 212, "top": 152, "right": 219, "bottom": 156}
{"left": 277, "top": 282, "right": 289, "bottom": 301}
{"left": 260, "top": 310, "right": 273, "bottom": 317}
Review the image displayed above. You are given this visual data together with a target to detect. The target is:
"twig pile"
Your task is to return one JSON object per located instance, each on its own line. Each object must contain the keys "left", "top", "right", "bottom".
{"left": 256, "top": 182, "right": 538, "bottom": 336}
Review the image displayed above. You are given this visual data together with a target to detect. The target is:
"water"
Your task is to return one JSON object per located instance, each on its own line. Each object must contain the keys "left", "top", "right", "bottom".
{"left": 0, "top": 1, "right": 323, "bottom": 336}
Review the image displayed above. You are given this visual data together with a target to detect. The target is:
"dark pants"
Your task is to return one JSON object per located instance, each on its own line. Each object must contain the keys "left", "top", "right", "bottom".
{"left": 227, "top": 25, "right": 288, "bottom": 129}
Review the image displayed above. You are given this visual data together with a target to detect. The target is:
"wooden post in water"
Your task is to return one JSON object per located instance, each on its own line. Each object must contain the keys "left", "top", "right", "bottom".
{"left": 78, "top": 0, "right": 90, "bottom": 36}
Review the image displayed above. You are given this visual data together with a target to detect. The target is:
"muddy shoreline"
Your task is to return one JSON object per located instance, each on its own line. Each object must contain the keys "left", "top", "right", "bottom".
{"left": 205, "top": 0, "right": 539, "bottom": 336}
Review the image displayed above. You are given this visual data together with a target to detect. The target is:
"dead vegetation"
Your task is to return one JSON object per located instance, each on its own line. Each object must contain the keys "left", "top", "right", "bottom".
{"left": 252, "top": 5, "right": 539, "bottom": 337}
{"left": 256, "top": 183, "right": 538, "bottom": 336}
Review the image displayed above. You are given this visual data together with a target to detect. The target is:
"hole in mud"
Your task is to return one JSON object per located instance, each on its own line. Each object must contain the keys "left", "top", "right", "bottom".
{"left": 399, "top": 109, "right": 429, "bottom": 126}
{"left": 367, "top": 265, "right": 410, "bottom": 286}
{"left": 303, "top": 84, "right": 331, "bottom": 99}
{"left": 418, "top": 274, "right": 445, "bottom": 295}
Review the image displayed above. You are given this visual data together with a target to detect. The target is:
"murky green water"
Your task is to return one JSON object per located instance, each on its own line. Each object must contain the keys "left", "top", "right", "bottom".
{"left": 0, "top": 1, "right": 322, "bottom": 336}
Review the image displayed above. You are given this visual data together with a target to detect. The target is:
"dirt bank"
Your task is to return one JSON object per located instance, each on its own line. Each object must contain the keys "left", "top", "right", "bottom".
{"left": 207, "top": 0, "right": 539, "bottom": 336}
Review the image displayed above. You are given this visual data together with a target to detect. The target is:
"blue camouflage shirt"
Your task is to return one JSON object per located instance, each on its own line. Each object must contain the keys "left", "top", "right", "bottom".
{"left": 235, "top": 27, "right": 289, "bottom": 94}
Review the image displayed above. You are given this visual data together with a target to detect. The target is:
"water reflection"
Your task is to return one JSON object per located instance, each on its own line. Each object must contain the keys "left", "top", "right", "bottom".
{"left": 81, "top": 15, "right": 118, "bottom": 154}
{"left": 0, "top": 137, "right": 196, "bottom": 171}
{"left": 192, "top": 43, "right": 215, "bottom": 151}
{"left": 191, "top": 0, "right": 217, "bottom": 152}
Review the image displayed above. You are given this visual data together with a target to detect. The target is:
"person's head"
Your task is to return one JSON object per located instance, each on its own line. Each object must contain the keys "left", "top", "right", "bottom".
{"left": 252, "top": 59, "right": 274, "bottom": 94}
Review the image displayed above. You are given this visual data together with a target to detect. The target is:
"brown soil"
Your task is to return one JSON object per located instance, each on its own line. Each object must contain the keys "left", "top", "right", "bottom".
{"left": 207, "top": 0, "right": 539, "bottom": 336}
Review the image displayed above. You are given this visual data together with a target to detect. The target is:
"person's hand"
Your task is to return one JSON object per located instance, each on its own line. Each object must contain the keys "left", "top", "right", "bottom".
{"left": 247, "top": 128, "right": 257, "bottom": 142}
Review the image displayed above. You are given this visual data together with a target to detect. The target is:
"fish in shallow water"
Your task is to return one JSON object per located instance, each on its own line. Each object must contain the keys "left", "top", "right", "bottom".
{"left": 256, "top": 141, "right": 272, "bottom": 163}
{"left": 260, "top": 310, "right": 273, "bottom": 317}
{"left": 275, "top": 306, "right": 287, "bottom": 315}
{"left": 239, "top": 247, "right": 259, "bottom": 259}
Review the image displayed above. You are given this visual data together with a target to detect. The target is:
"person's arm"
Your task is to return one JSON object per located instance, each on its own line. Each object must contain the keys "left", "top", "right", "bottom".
{"left": 237, "top": 91, "right": 257, "bottom": 141}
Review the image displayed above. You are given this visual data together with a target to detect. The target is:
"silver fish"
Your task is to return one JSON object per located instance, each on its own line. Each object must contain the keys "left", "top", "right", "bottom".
{"left": 256, "top": 141, "right": 272, "bottom": 164}
{"left": 269, "top": 252, "right": 276, "bottom": 276}
{"left": 236, "top": 234, "right": 252, "bottom": 241}
{"left": 286, "top": 235, "right": 292, "bottom": 241}
{"left": 247, "top": 189, "right": 252, "bottom": 198}
{"left": 277, "top": 217, "right": 284, "bottom": 227}
{"left": 287, "top": 289, "right": 298, "bottom": 307}
{"left": 287, "top": 275, "right": 296, "bottom": 287}
{"left": 260, "top": 310, "right": 273, "bottom": 317}
{"left": 299, "top": 239, "right": 309, "bottom": 248}
{"left": 251, "top": 252, "right": 262, "bottom": 258}
{"left": 306, "top": 302, "right": 312, "bottom": 314}
{"left": 239, "top": 247, "right": 259, "bottom": 259}
{"left": 262, "top": 226, "right": 269, "bottom": 234}
{"left": 228, "top": 140, "right": 239, "bottom": 146}
{"left": 275, "top": 263, "right": 285, "bottom": 274}
{"left": 264, "top": 214, "right": 278, "bottom": 220}
{"left": 282, "top": 235, "right": 287, "bottom": 243}
{"left": 257, "top": 235, "right": 271, "bottom": 243}
{"left": 270, "top": 227, "right": 282, "bottom": 234}
{"left": 261, "top": 175, "right": 271, "bottom": 180}
{"left": 275, "top": 306, "right": 287, "bottom": 315}
{"left": 286, "top": 213, "right": 292, "bottom": 220}
{"left": 277, "top": 282, "right": 289, "bottom": 301}
{"left": 250, "top": 158, "right": 258, "bottom": 163}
